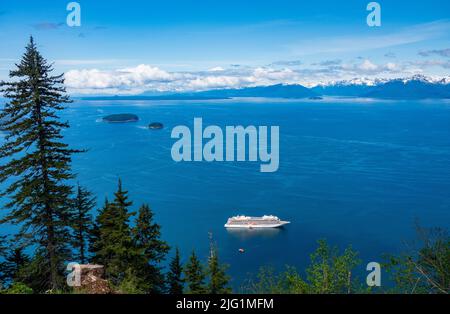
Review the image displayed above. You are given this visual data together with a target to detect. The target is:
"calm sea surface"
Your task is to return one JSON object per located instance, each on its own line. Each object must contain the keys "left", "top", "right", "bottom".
{"left": 2, "top": 97, "right": 450, "bottom": 288}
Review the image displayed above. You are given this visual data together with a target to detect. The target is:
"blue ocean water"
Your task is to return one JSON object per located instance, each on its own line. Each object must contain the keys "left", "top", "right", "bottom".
{"left": 1, "top": 97, "right": 450, "bottom": 288}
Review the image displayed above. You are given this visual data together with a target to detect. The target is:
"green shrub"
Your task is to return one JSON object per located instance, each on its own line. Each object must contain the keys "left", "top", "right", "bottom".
{"left": 3, "top": 282, "right": 33, "bottom": 294}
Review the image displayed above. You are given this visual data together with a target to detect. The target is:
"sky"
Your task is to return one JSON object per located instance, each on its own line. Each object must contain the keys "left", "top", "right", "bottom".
{"left": 0, "top": 0, "right": 449, "bottom": 95}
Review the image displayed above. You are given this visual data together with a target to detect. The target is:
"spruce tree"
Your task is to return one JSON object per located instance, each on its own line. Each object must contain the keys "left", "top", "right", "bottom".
{"left": 167, "top": 247, "right": 184, "bottom": 294}
{"left": 132, "top": 203, "right": 169, "bottom": 293}
{"left": 0, "top": 37, "right": 80, "bottom": 290}
{"left": 72, "top": 184, "right": 95, "bottom": 264}
{"left": 91, "top": 179, "right": 135, "bottom": 283}
{"left": 0, "top": 245, "right": 30, "bottom": 287}
{"left": 0, "top": 236, "right": 8, "bottom": 288}
{"left": 0, "top": 240, "right": 5, "bottom": 291}
{"left": 207, "top": 246, "right": 231, "bottom": 294}
{"left": 184, "top": 251, "right": 206, "bottom": 294}
{"left": 89, "top": 197, "right": 108, "bottom": 259}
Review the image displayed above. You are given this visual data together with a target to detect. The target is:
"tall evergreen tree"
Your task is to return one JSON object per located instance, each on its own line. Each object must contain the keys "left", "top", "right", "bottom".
{"left": 0, "top": 244, "right": 30, "bottom": 287}
{"left": 132, "top": 203, "right": 169, "bottom": 293}
{"left": 207, "top": 246, "right": 231, "bottom": 294}
{"left": 0, "top": 37, "right": 80, "bottom": 290}
{"left": 0, "top": 236, "right": 8, "bottom": 288}
{"left": 72, "top": 184, "right": 96, "bottom": 264}
{"left": 91, "top": 179, "right": 135, "bottom": 283}
{"left": 89, "top": 197, "right": 108, "bottom": 259}
{"left": 184, "top": 251, "right": 206, "bottom": 294}
{"left": 167, "top": 247, "right": 184, "bottom": 294}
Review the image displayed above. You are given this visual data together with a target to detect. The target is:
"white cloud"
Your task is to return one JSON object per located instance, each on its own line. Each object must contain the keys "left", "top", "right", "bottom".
{"left": 385, "top": 62, "right": 397, "bottom": 71}
{"left": 336, "top": 59, "right": 407, "bottom": 76}
{"left": 63, "top": 57, "right": 449, "bottom": 95}
{"left": 117, "top": 64, "right": 174, "bottom": 82}
{"left": 358, "top": 59, "right": 378, "bottom": 72}
{"left": 252, "top": 67, "right": 295, "bottom": 81}
{"left": 65, "top": 64, "right": 176, "bottom": 92}
{"left": 208, "top": 66, "right": 225, "bottom": 72}
{"left": 187, "top": 76, "right": 248, "bottom": 90}
{"left": 64, "top": 64, "right": 304, "bottom": 94}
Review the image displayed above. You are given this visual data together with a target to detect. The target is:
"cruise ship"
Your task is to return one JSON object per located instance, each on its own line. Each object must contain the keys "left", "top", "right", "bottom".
{"left": 224, "top": 215, "right": 290, "bottom": 229}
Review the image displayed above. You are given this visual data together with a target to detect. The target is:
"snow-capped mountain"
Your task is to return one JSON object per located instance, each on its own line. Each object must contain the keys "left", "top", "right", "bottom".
{"left": 316, "top": 75, "right": 450, "bottom": 87}
{"left": 315, "top": 77, "right": 390, "bottom": 87}
{"left": 311, "top": 77, "right": 393, "bottom": 96}
{"left": 312, "top": 75, "right": 450, "bottom": 99}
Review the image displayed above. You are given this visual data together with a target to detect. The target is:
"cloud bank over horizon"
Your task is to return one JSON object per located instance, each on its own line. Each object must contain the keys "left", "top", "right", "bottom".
{"left": 64, "top": 57, "right": 450, "bottom": 95}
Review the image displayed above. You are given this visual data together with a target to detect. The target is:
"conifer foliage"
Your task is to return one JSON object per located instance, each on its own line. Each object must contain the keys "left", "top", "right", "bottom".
{"left": 72, "top": 184, "right": 96, "bottom": 264}
{"left": 90, "top": 179, "right": 135, "bottom": 283}
{"left": 0, "top": 37, "right": 80, "bottom": 290}
{"left": 184, "top": 251, "right": 207, "bottom": 294}
{"left": 132, "top": 203, "right": 170, "bottom": 293}
{"left": 207, "top": 246, "right": 231, "bottom": 294}
{"left": 0, "top": 244, "right": 29, "bottom": 287}
{"left": 167, "top": 247, "right": 184, "bottom": 294}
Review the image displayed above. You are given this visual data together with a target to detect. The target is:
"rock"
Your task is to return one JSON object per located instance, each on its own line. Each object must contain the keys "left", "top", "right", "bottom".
{"left": 103, "top": 113, "right": 139, "bottom": 123}
{"left": 74, "top": 264, "right": 112, "bottom": 294}
{"left": 148, "top": 122, "right": 163, "bottom": 130}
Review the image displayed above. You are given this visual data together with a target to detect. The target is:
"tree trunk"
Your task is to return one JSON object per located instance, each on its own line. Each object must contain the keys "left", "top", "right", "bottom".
{"left": 36, "top": 95, "right": 58, "bottom": 291}
{"left": 79, "top": 212, "right": 85, "bottom": 264}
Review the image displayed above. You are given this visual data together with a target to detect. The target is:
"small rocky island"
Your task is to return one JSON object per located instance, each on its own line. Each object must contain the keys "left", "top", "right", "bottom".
{"left": 148, "top": 122, "right": 163, "bottom": 130}
{"left": 103, "top": 113, "right": 139, "bottom": 123}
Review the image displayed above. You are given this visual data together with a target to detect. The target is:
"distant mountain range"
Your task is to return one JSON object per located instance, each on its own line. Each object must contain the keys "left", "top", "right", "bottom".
{"left": 312, "top": 75, "right": 450, "bottom": 99}
{"left": 77, "top": 75, "right": 450, "bottom": 101}
{"left": 80, "top": 84, "right": 316, "bottom": 101}
{"left": 186, "top": 84, "right": 316, "bottom": 98}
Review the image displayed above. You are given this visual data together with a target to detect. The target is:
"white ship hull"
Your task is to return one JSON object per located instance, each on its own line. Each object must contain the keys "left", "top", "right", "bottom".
{"left": 224, "top": 221, "right": 290, "bottom": 228}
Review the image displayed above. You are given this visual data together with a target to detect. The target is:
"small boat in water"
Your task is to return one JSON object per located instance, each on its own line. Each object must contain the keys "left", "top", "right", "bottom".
{"left": 224, "top": 215, "right": 290, "bottom": 229}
